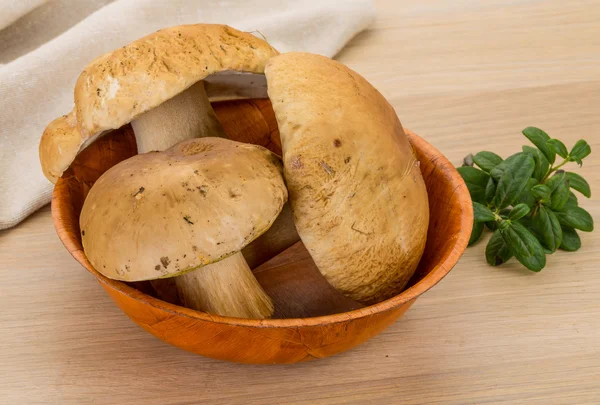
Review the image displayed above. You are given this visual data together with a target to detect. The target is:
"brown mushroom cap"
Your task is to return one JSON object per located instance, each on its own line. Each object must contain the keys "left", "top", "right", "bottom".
{"left": 75, "top": 24, "right": 276, "bottom": 136}
{"left": 80, "top": 137, "right": 287, "bottom": 282}
{"left": 39, "top": 111, "right": 82, "bottom": 183}
{"left": 265, "top": 52, "right": 430, "bottom": 305}
{"left": 39, "top": 24, "right": 277, "bottom": 183}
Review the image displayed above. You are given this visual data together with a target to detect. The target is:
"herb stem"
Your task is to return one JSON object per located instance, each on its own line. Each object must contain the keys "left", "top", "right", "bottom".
{"left": 541, "top": 157, "right": 569, "bottom": 182}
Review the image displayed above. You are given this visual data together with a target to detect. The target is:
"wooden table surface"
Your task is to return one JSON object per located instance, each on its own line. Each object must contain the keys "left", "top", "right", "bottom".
{"left": 1, "top": 1, "right": 599, "bottom": 403}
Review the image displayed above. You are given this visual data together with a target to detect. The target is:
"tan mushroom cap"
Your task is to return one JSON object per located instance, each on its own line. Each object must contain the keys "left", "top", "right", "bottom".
{"left": 39, "top": 111, "right": 81, "bottom": 183}
{"left": 265, "top": 52, "right": 430, "bottom": 305}
{"left": 80, "top": 137, "right": 287, "bottom": 282}
{"left": 75, "top": 24, "right": 277, "bottom": 136}
{"left": 39, "top": 24, "right": 278, "bottom": 183}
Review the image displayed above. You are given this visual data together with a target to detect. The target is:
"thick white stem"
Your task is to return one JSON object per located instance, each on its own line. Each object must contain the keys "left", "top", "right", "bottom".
{"left": 175, "top": 252, "right": 274, "bottom": 319}
{"left": 131, "top": 81, "right": 225, "bottom": 153}
{"left": 131, "top": 81, "right": 273, "bottom": 319}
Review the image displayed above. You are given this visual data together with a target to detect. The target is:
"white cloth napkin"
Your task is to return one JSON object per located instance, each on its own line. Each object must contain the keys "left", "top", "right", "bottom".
{"left": 0, "top": 0, "right": 375, "bottom": 230}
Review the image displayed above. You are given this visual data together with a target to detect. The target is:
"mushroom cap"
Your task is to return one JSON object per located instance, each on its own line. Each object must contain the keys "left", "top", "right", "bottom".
{"left": 80, "top": 137, "right": 287, "bottom": 282}
{"left": 75, "top": 24, "right": 277, "bottom": 136}
{"left": 40, "top": 24, "right": 277, "bottom": 183}
{"left": 265, "top": 53, "right": 430, "bottom": 305}
{"left": 39, "top": 111, "right": 81, "bottom": 183}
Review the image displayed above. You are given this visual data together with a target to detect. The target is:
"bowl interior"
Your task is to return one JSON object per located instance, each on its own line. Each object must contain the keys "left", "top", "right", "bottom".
{"left": 52, "top": 99, "right": 472, "bottom": 325}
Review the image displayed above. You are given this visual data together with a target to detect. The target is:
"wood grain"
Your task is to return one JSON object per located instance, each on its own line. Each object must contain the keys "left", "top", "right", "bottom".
{"left": 1, "top": 0, "right": 599, "bottom": 402}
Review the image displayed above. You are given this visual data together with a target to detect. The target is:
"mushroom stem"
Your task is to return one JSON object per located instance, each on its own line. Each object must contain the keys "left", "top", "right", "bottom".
{"left": 130, "top": 81, "right": 226, "bottom": 153}
{"left": 130, "top": 81, "right": 273, "bottom": 319}
{"left": 175, "top": 252, "right": 274, "bottom": 319}
{"left": 242, "top": 203, "right": 299, "bottom": 269}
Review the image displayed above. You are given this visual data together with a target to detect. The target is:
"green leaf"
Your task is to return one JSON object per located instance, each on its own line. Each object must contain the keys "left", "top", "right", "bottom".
{"left": 469, "top": 221, "right": 485, "bottom": 246}
{"left": 485, "top": 230, "right": 513, "bottom": 266}
{"left": 522, "top": 127, "right": 555, "bottom": 164}
{"left": 491, "top": 153, "right": 525, "bottom": 181}
{"left": 517, "top": 178, "right": 539, "bottom": 208}
{"left": 473, "top": 202, "right": 496, "bottom": 222}
{"left": 569, "top": 140, "right": 591, "bottom": 162}
{"left": 532, "top": 206, "right": 563, "bottom": 252}
{"left": 547, "top": 139, "right": 568, "bottom": 158}
{"left": 509, "top": 204, "right": 531, "bottom": 220}
{"left": 493, "top": 153, "right": 535, "bottom": 209}
{"left": 519, "top": 216, "right": 533, "bottom": 228}
{"left": 522, "top": 146, "right": 550, "bottom": 182}
{"left": 546, "top": 171, "right": 570, "bottom": 211}
{"left": 532, "top": 184, "right": 551, "bottom": 204}
{"left": 473, "top": 151, "right": 503, "bottom": 173}
{"left": 519, "top": 215, "right": 543, "bottom": 244}
{"left": 560, "top": 226, "right": 581, "bottom": 252}
{"left": 565, "top": 172, "right": 591, "bottom": 198}
{"left": 564, "top": 191, "right": 578, "bottom": 209}
{"left": 501, "top": 221, "right": 546, "bottom": 271}
{"left": 484, "top": 178, "right": 497, "bottom": 203}
{"left": 555, "top": 206, "right": 594, "bottom": 232}
{"left": 457, "top": 166, "right": 490, "bottom": 204}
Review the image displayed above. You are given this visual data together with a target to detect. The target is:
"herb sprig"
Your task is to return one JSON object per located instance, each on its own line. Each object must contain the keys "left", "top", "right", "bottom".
{"left": 458, "top": 127, "right": 593, "bottom": 271}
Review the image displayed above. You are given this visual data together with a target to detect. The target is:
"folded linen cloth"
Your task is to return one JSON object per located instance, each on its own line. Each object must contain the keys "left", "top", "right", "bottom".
{"left": 0, "top": 0, "right": 375, "bottom": 229}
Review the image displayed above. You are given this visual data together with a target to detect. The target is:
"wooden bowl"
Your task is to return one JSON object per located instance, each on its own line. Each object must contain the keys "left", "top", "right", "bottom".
{"left": 51, "top": 99, "right": 473, "bottom": 364}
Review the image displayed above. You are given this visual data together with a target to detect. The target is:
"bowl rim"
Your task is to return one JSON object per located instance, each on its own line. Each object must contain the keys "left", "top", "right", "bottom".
{"left": 52, "top": 128, "right": 473, "bottom": 328}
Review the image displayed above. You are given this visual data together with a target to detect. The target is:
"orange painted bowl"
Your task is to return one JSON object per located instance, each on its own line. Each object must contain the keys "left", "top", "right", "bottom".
{"left": 52, "top": 99, "right": 473, "bottom": 364}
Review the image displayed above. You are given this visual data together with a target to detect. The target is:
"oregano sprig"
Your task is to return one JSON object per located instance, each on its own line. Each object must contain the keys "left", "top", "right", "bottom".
{"left": 458, "top": 127, "right": 593, "bottom": 271}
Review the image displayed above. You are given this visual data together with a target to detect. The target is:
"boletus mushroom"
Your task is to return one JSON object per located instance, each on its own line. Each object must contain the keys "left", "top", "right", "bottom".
{"left": 40, "top": 27, "right": 429, "bottom": 312}
{"left": 80, "top": 137, "right": 287, "bottom": 319}
{"left": 38, "top": 24, "right": 300, "bottom": 313}
{"left": 39, "top": 24, "right": 278, "bottom": 183}
{"left": 265, "top": 53, "right": 430, "bottom": 305}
